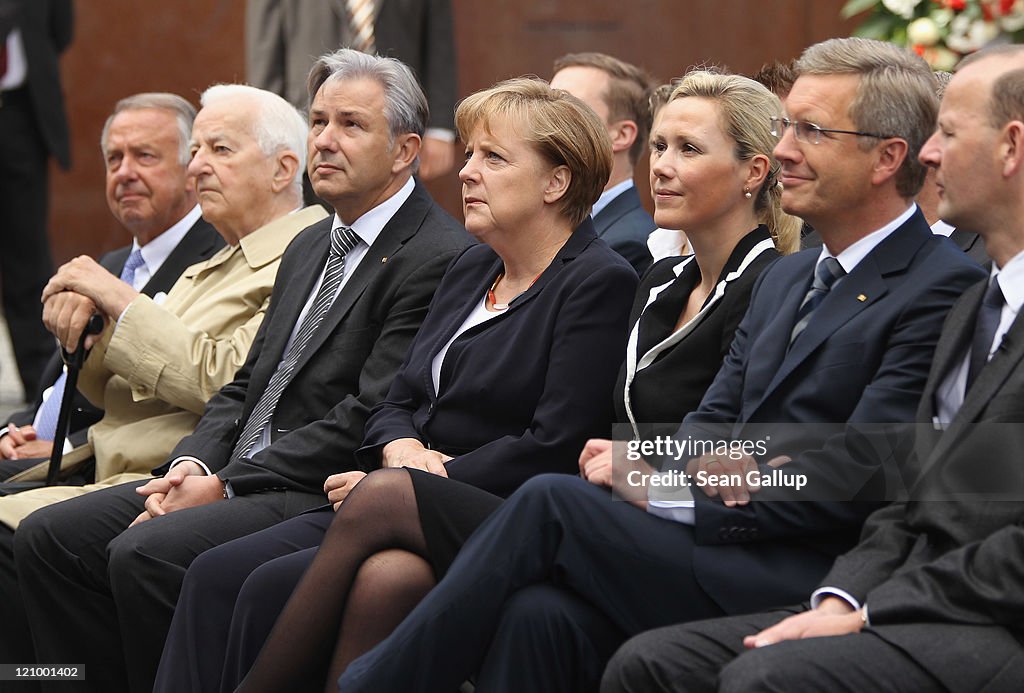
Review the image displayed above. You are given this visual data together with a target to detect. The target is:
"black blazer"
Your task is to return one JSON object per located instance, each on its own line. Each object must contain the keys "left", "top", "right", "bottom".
{"left": 7, "top": 218, "right": 223, "bottom": 443}
{"left": 678, "top": 209, "right": 986, "bottom": 613}
{"left": 948, "top": 227, "right": 990, "bottom": 266}
{"left": 163, "top": 183, "right": 471, "bottom": 497}
{"left": 818, "top": 275, "right": 1024, "bottom": 691}
{"left": 615, "top": 226, "right": 779, "bottom": 436}
{"left": 6, "top": 0, "right": 73, "bottom": 168}
{"left": 593, "top": 185, "right": 654, "bottom": 275}
{"left": 358, "top": 220, "right": 638, "bottom": 498}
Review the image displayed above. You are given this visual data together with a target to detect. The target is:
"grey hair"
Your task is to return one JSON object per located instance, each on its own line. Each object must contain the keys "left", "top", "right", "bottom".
{"left": 100, "top": 92, "right": 196, "bottom": 165}
{"left": 306, "top": 48, "right": 428, "bottom": 173}
{"left": 199, "top": 84, "right": 309, "bottom": 197}
{"left": 796, "top": 37, "right": 938, "bottom": 198}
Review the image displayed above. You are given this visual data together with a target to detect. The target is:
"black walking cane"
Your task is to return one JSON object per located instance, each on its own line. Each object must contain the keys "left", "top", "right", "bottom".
{"left": 44, "top": 314, "right": 105, "bottom": 486}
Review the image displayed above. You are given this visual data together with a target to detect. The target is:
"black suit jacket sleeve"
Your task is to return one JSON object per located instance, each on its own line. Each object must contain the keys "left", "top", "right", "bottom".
{"left": 165, "top": 192, "right": 470, "bottom": 496}
{"left": 863, "top": 522, "right": 1024, "bottom": 627}
{"left": 223, "top": 256, "right": 458, "bottom": 495}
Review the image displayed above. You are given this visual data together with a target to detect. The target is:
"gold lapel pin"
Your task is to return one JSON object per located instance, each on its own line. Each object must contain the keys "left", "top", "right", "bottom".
{"left": 857, "top": 294, "right": 867, "bottom": 302}
{"left": 380, "top": 256, "right": 388, "bottom": 264}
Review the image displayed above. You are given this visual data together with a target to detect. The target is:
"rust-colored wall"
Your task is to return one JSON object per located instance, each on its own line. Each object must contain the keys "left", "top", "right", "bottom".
{"left": 48, "top": 0, "right": 857, "bottom": 264}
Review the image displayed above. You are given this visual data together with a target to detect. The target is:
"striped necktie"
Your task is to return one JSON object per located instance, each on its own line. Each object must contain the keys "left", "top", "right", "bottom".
{"left": 231, "top": 226, "right": 361, "bottom": 460}
{"left": 346, "top": 0, "right": 376, "bottom": 53}
{"left": 34, "top": 248, "right": 146, "bottom": 440}
{"left": 789, "top": 256, "right": 845, "bottom": 347}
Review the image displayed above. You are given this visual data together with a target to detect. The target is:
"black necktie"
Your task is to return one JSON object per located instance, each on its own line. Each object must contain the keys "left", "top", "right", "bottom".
{"left": 967, "top": 276, "right": 1005, "bottom": 389}
{"left": 789, "top": 256, "right": 846, "bottom": 347}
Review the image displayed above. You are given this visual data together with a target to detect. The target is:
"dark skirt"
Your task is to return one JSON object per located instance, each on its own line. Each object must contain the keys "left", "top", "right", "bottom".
{"left": 409, "top": 467, "right": 503, "bottom": 579}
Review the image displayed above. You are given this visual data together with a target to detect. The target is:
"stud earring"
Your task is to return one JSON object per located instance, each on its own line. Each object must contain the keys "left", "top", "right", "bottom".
{"left": 744, "top": 188, "right": 752, "bottom": 199}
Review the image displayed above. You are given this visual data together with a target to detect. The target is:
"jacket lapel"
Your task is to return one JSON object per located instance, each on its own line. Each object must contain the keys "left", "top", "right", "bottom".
{"left": 143, "top": 218, "right": 223, "bottom": 296}
{"left": 291, "top": 183, "right": 434, "bottom": 374}
{"left": 757, "top": 212, "right": 930, "bottom": 409}
{"left": 592, "top": 186, "right": 641, "bottom": 237}
{"left": 918, "top": 306, "right": 1024, "bottom": 476}
{"left": 918, "top": 278, "right": 987, "bottom": 423}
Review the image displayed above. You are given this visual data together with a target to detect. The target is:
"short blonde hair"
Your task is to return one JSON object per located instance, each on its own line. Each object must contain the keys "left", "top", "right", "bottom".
{"left": 670, "top": 70, "right": 800, "bottom": 254}
{"left": 456, "top": 77, "right": 612, "bottom": 228}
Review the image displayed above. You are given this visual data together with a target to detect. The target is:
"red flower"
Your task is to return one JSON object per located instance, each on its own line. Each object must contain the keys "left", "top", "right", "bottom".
{"left": 1001, "top": 0, "right": 1015, "bottom": 14}
{"left": 913, "top": 44, "right": 926, "bottom": 55}
{"left": 947, "top": 0, "right": 967, "bottom": 10}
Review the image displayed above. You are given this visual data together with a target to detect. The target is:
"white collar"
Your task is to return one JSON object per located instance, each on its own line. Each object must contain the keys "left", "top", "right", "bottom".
{"left": 332, "top": 177, "right": 415, "bottom": 248}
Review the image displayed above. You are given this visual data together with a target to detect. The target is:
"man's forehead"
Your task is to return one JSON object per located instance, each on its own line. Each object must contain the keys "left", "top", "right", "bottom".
{"left": 313, "top": 77, "right": 385, "bottom": 109}
{"left": 785, "top": 73, "right": 859, "bottom": 120}
{"left": 105, "top": 111, "right": 180, "bottom": 151}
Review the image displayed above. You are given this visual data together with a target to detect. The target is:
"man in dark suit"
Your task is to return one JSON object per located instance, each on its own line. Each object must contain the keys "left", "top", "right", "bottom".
{"left": 551, "top": 52, "right": 656, "bottom": 273}
{"left": 0, "top": 0, "right": 72, "bottom": 398}
{"left": 13, "top": 49, "right": 468, "bottom": 693}
{"left": 246, "top": 0, "right": 457, "bottom": 179}
{"left": 0, "top": 93, "right": 222, "bottom": 470}
{"left": 601, "top": 44, "right": 1024, "bottom": 693}
{"left": 333, "top": 38, "right": 985, "bottom": 693}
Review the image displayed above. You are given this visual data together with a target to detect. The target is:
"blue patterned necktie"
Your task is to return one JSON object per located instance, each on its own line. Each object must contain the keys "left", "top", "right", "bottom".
{"left": 230, "top": 226, "right": 361, "bottom": 460}
{"left": 789, "top": 256, "right": 846, "bottom": 348}
{"left": 34, "top": 248, "right": 146, "bottom": 440}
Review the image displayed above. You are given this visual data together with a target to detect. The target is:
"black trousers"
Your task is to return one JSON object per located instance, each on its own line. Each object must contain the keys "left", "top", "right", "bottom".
{"left": 13, "top": 479, "right": 323, "bottom": 693}
{"left": 338, "top": 474, "right": 726, "bottom": 693}
{"left": 154, "top": 510, "right": 333, "bottom": 693}
{"left": 0, "top": 523, "right": 39, "bottom": 693}
{"left": 600, "top": 609, "right": 944, "bottom": 693}
{"left": 0, "top": 88, "right": 55, "bottom": 397}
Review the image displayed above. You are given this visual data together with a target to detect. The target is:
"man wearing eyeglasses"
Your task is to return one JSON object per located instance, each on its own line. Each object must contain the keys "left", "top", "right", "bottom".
{"left": 325, "top": 39, "right": 985, "bottom": 693}
{"left": 603, "top": 43, "right": 1024, "bottom": 693}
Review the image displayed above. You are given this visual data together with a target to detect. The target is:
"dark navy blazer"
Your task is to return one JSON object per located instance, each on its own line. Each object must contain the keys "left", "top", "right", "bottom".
{"left": 680, "top": 209, "right": 986, "bottom": 613}
{"left": 358, "top": 219, "right": 639, "bottom": 498}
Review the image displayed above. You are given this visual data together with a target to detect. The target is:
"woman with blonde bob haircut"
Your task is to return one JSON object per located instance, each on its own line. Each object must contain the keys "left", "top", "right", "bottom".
{"left": 157, "top": 77, "right": 639, "bottom": 693}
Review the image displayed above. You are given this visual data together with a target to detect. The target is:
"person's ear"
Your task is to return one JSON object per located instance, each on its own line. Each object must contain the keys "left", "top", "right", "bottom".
{"left": 392, "top": 133, "right": 422, "bottom": 173}
{"left": 543, "top": 165, "right": 572, "bottom": 204}
{"left": 1000, "top": 120, "right": 1024, "bottom": 178}
{"left": 608, "top": 119, "right": 639, "bottom": 155}
{"left": 870, "top": 138, "right": 909, "bottom": 187}
{"left": 271, "top": 151, "right": 300, "bottom": 193}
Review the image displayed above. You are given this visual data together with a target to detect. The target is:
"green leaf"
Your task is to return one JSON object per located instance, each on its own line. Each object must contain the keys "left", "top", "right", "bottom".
{"left": 841, "top": 0, "right": 882, "bottom": 20}
{"left": 854, "top": 13, "right": 901, "bottom": 40}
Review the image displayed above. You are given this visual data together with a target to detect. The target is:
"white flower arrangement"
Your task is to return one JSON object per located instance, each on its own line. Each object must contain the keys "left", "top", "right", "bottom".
{"left": 842, "top": 0, "right": 1024, "bottom": 69}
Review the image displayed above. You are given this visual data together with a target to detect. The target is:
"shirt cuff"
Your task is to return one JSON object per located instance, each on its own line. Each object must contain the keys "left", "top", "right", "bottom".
{"left": 646, "top": 501, "right": 696, "bottom": 525}
{"left": 810, "top": 586, "right": 861, "bottom": 612}
{"left": 167, "top": 455, "right": 212, "bottom": 476}
{"left": 424, "top": 127, "right": 455, "bottom": 143}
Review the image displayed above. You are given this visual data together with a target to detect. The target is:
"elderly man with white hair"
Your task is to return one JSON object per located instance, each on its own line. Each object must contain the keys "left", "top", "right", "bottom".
{"left": 0, "top": 84, "right": 325, "bottom": 523}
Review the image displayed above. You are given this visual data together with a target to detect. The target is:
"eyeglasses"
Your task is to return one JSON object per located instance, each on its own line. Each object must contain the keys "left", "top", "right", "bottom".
{"left": 769, "top": 117, "right": 897, "bottom": 145}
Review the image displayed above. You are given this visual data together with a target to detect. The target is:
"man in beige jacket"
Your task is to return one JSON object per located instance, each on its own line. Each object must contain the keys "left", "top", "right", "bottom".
{"left": 0, "top": 84, "right": 326, "bottom": 527}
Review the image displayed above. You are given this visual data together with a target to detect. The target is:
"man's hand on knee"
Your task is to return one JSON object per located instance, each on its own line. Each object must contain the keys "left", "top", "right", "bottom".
{"left": 744, "top": 597, "right": 863, "bottom": 648}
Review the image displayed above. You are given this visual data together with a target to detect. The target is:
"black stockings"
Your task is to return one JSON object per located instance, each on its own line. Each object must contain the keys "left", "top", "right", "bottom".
{"left": 236, "top": 468, "right": 437, "bottom": 693}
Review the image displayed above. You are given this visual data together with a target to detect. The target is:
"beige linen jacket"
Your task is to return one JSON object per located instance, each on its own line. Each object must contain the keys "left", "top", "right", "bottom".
{"left": 0, "top": 206, "right": 327, "bottom": 527}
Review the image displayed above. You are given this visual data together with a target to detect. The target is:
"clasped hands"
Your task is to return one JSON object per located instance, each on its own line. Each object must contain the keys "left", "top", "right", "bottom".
{"left": 41, "top": 255, "right": 141, "bottom": 351}
{"left": 577, "top": 438, "right": 791, "bottom": 508}
{"left": 321, "top": 438, "right": 453, "bottom": 512}
{"left": 130, "top": 460, "right": 226, "bottom": 527}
